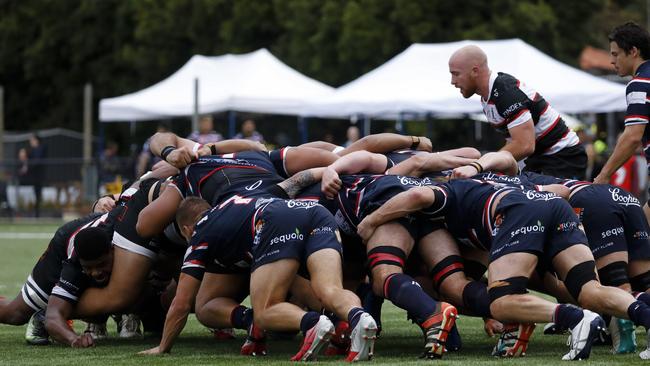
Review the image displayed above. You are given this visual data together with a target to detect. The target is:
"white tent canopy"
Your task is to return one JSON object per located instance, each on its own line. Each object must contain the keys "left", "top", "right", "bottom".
{"left": 303, "top": 39, "right": 626, "bottom": 119}
{"left": 99, "top": 49, "right": 334, "bottom": 121}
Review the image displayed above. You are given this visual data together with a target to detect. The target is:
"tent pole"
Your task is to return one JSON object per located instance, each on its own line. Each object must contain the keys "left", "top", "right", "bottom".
{"left": 363, "top": 115, "right": 371, "bottom": 136}
{"left": 298, "top": 117, "right": 308, "bottom": 144}
{"left": 396, "top": 112, "right": 404, "bottom": 134}
{"left": 228, "top": 111, "right": 237, "bottom": 138}
{"left": 0, "top": 86, "right": 4, "bottom": 180}
{"left": 192, "top": 78, "right": 199, "bottom": 133}
{"left": 426, "top": 113, "right": 433, "bottom": 140}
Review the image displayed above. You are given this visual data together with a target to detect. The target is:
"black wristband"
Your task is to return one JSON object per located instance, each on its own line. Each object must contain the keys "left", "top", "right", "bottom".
{"left": 160, "top": 145, "right": 176, "bottom": 161}
{"left": 210, "top": 144, "right": 218, "bottom": 155}
{"left": 470, "top": 161, "right": 484, "bottom": 173}
{"left": 410, "top": 136, "right": 420, "bottom": 150}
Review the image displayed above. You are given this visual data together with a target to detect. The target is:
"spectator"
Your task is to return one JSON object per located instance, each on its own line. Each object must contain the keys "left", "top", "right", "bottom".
{"left": 26, "top": 135, "right": 46, "bottom": 217}
{"left": 136, "top": 123, "right": 169, "bottom": 178}
{"left": 344, "top": 126, "right": 360, "bottom": 147}
{"left": 99, "top": 140, "right": 122, "bottom": 187}
{"left": 233, "top": 119, "right": 265, "bottom": 143}
{"left": 187, "top": 115, "right": 223, "bottom": 144}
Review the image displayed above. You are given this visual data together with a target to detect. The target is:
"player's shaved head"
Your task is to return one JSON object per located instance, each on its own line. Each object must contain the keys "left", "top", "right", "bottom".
{"left": 448, "top": 45, "right": 491, "bottom": 99}
{"left": 449, "top": 45, "right": 488, "bottom": 69}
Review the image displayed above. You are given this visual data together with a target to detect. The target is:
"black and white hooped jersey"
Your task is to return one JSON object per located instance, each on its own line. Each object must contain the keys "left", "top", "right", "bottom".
{"left": 624, "top": 61, "right": 650, "bottom": 165}
{"left": 169, "top": 151, "right": 284, "bottom": 205}
{"left": 481, "top": 72, "right": 579, "bottom": 157}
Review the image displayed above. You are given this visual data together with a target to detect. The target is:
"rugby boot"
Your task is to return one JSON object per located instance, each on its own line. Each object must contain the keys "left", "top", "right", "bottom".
{"left": 345, "top": 313, "right": 378, "bottom": 362}
{"left": 212, "top": 327, "right": 236, "bottom": 340}
{"left": 446, "top": 323, "right": 462, "bottom": 352}
{"left": 84, "top": 321, "right": 108, "bottom": 340}
{"left": 25, "top": 310, "right": 50, "bottom": 345}
{"left": 609, "top": 316, "right": 636, "bottom": 354}
{"left": 492, "top": 322, "right": 536, "bottom": 357}
{"left": 325, "top": 320, "right": 350, "bottom": 356}
{"left": 419, "top": 302, "right": 458, "bottom": 359}
{"left": 290, "top": 315, "right": 335, "bottom": 361}
{"left": 118, "top": 314, "right": 142, "bottom": 339}
{"left": 543, "top": 322, "right": 567, "bottom": 335}
{"left": 639, "top": 328, "right": 650, "bottom": 359}
{"left": 561, "top": 310, "right": 605, "bottom": 360}
{"left": 240, "top": 322, "right": 267, "bottom": 356}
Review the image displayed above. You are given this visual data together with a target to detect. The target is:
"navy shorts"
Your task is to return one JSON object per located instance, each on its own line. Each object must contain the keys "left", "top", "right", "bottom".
{"left": 251, "top": 200, "right": 342, "bottom": 271}
{"left": 490, "top": 192, "right": 587, "bottom": 263}
{"left": 571, "top": 185, "right": 650, "bottom": 261}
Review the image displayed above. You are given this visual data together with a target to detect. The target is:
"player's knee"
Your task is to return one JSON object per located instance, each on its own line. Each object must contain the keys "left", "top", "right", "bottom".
{"left": 487, "top": 276, "right": 528, "bottom": 319}
{"left": 630, "top": 270, "right": 650, "bottom": 292}
{"left": 429, "top": 255, "right": 465, "bottom": 298}
{"left": 564, "top": 260, "right": 598, "bottom": 303}
{"left": 1, "top": 308, "right": 31, "bottom": 325}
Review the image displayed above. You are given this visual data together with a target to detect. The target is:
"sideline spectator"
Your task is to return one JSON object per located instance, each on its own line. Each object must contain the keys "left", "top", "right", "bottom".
{"left": 99, "top": 141, "right": 122, "bottom": 187}
{"left": 187, "top": 115, "right": 223, "bottom": 144}
{"left": 344, "top": 126, "right": 360, "bottom": 147}
{"left": 136, "top": 123, "right": 169, "bottom": 178}
{"left": 233, "top": 119, "right": 265, "bottom": 143}
{"left": 19, "top": 135, "right": 47, "bottom": 217}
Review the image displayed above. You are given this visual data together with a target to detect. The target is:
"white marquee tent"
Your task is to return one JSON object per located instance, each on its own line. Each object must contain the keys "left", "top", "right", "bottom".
{"left": 99, "top": 49, "right": 334, "bottom": 122}
{"left": 303, "top": 39, "right": 626, "bottom": 119}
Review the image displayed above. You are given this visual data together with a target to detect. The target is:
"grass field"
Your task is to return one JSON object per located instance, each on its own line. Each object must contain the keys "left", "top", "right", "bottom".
{"left": 0, "top": 222, "right": 647, "bottom": 365}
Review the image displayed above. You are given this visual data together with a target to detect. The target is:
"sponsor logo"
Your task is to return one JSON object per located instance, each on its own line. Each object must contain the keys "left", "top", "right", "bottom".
{"left": 524, "top": 190, "right": 559, "bottom": 201}
{"left": 609, "top": 188, "right": 641, "bottom": 207}
{"left": 255, "top": 197, "right": 276, "bottom": 209}
{"left": 287, "top": 200, "right": 319, "bottom": 209}
{"left": 502, "top": 102, "right": 524, "bottom": 117}
{"left": 627, "top": 91, "right": 647, "bottom": 105}
{"left": 253, "top": 219, "right": 265, "bottom": 246}
{"left": 491, "top": 240, "right": 520, "bottom": 255}
{"left": 634, "top": 231, "right": 649, "bottom": 239}
{"left": 245, "top": 180, "right": 263, "bottom": 191}
{"left": 334, "top": 210, "right": 354, "bottom": 235}
{"left": 573, "top": 207, "right": 584, "bottom": 221}
{"left": 601, "top": 227, "right": 624, "bottom": 239}
{"left": 491, "top": 213, "right": 504, "bottom": 236}
{"left": 310, "top": 226, "right": 334, "bottom": 236}
{"left": 482, "top": 172, "right": 521, "bottom": 184}
{"left": 510, "top": 220, "right": 545, "bottom": 238}
{"left": 399, "top": 176, "right": 433, "bottom": 186}
{"left": 270, "top": 228, "right": 304, "bottom": 245}
{"left": 557, "top": 221, "right": 579, "bottom": 232}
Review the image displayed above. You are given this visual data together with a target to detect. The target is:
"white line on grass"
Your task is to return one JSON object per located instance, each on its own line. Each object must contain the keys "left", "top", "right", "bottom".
{"left": 0, "top": 233, "right": 53, "bottom": 239}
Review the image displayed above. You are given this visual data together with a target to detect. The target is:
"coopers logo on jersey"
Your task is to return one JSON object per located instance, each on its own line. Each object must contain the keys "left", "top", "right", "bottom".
{"left": 609, "top": 188, "right": 641, "bottom": 207}
{"left": 601, "top": 227, "right": 624, "bottom": 239}
{"left": 270, "top": 228, "right": 304, "bottom": 245}
{"left": 511, "top": 220, "right": 545, "bottom": 238}
{"left": 287, "top": 200, "right": 319, "bottom": 209}
{"left": 525, "top": 190, "right": 558, "bottom": 201}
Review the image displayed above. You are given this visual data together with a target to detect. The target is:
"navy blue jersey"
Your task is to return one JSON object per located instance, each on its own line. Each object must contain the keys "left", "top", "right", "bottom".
{"left": 170, "top": 151, "right": 284, "bottom": 205}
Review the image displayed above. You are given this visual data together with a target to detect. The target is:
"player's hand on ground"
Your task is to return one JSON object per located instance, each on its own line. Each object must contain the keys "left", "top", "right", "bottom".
{"left": 357, "top": 217, "right": 377, "bottom": 242}
{"left": 451, "top": 165, "right": 479, "bottom": 179}
{"left": 321, "top": 167, "right": 342, "bottom": 200}
{"left": 417, "top": 136, "right": 433, "bottom": 152}
{"left": 165, "top": 146, "right": 197, "bottom": 169}
{"left": 139, "top": 346, "right": 164, "bottom": 355}
{"left": 71, "top": 333, "right": 95, "bottom": 348}
{"left": 483, "top": 318, "right": 504, "bottom": 337}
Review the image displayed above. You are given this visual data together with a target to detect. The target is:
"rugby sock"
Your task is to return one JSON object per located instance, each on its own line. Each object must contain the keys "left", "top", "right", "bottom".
{"left": 553, "top": 304, "right": 584, "bottom": 329}
{"left": 627, "top": 300, "right": 650, "bottom": 329}
{"left": 634, "top": 291, "right": 650, "bottom": 306}
{"left": 300, "top": 311, "right": 321, "bottom": 336}
{"left": 230, "top": 305, "right": 253, "bottom": 330}
{"left": 347, "top": 307, "right": 364, "bottom": 330}
{"left": 358, "top": 282, "right": 384, "bottom": 328}
{"left": 384, "top": 273, "right": 437, "bottom": 323}
{"left": 462, "top": 281, "right": 492, "bottom": 318}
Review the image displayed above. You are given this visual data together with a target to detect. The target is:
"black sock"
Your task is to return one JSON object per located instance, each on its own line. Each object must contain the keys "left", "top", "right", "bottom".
{"left": 553, "top": 304, "right": 584, "bottom": 329}
{"left": 230, "top": 305, "right": 253, "bottom": 330}
{"left": 384, "top": 273, "right": 437, "bottom": 323}
{"left": 347, "top": 307, "right": 364, "bottom": 329}
{"left": 627, "top": 300, "right": 650, "bottom": 329}
{"left": 300, "top": 311, "right": 321, "bottom": 336}
{"left": 462, "top": 281, "right": 492, "bottom": 318}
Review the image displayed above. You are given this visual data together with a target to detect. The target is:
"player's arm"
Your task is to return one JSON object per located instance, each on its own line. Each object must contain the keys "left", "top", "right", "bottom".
{"left": 45, "top": 296, "right": 94, "bottom": 348}
{"left": 148, "top": 132, "right": 200, "bottom": 169}
{"left": 199, "top": 139, "right": 268, "bottom": 157}
{"left": 139, "top": 273, "right": 200, "bottom": 354}
{"left": 451, "top": 151, "right": 518, "bottom": 179}
{"left": 91, "top": 194, "right": 119, "bottom": 213}
{"left": 274, "top": 167, "right": 326, "bottom": 198}
{"left": 321, "top": 151, "right": 389, "bottom": 199}
{"left": 594, "top": 124, "right": 645, "bottom": 184}
{"left": 338, "top": 133, "right": 432, "bottom": 156}
{"left": 298, "top": 141, "right": 340, "bottom": 152}
{"left": 283, "top": 147, "right": 339, "bottom": 175}
{"left": 357, "top": 186, "right": 442, "bottom": 241}
{"left": 136, "top": 184, "right": 183, "bottom": 238}
{"left": 501, "top": 120, "right": 535, "bottom": 161}
{"left": 387, "top": 152, "right": 475, "bottom": 176}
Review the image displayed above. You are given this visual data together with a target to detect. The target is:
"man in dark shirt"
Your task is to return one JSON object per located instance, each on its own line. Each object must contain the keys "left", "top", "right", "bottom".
{"left": 448, "top": 45, "right": 586, "bottom": 179}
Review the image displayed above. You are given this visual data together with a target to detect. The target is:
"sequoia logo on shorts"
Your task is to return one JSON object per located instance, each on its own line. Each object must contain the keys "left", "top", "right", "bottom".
{"left": 510, "top": 220, "right": 545, "bottom": 238}
{"left": 609, "top": 188, "right": 641, "bottom": 207}
{"left": 287, "top": 200, "right": 318, "bottom": 209}
{"left": 270, "top": 228, "right": 304, "bottom": 245}
{"left": 601, "top": 227, "right": 624, "bottom": 239}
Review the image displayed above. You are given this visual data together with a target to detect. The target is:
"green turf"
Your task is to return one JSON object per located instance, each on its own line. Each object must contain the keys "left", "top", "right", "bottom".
{"left": 0, "top": 223, "right": 647, "bottom": 365}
